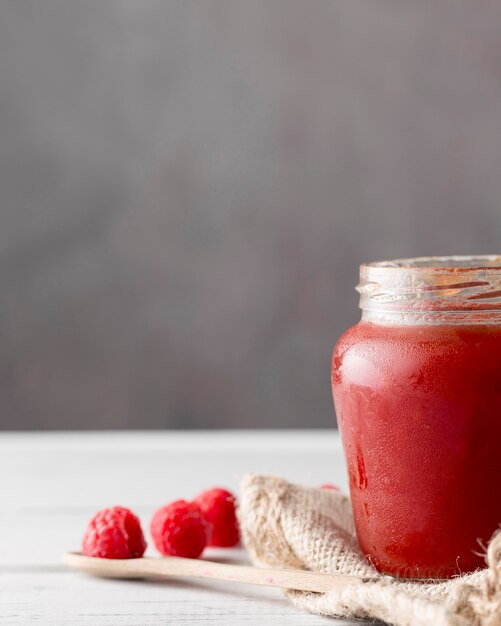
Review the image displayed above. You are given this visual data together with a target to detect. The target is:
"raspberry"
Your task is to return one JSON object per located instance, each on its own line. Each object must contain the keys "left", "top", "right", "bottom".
{"left": 150, "top": 500, "right": 209, "bottom": 558}
{"left": 194, "top": 487, "right": 240, "bottom": 547}
{"left": 320, "top": 483, "right": 339, "bottom": 491}
{"left": 82, "top": 506, "right": 146, "bottom": 559}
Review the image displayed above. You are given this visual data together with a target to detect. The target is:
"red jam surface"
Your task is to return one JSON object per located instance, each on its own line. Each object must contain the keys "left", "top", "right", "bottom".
{"left": 332, "top": 320, "right": 501, "bottom": 578}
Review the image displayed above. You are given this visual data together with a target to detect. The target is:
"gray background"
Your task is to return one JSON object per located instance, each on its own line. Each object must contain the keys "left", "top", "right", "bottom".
{"left": 1, "top": 1, "right": 501, "bottom": 430}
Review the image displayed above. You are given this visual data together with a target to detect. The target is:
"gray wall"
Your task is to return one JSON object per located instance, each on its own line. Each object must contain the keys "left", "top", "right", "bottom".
{"left": 1, "top": 1, "right": 501, "bottom": 429}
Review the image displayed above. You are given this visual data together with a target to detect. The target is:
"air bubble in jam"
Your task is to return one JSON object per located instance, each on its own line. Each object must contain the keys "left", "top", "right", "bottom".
{"left": 356, "top": 449, "right": 368, "bottom": 490}
{"left": 409, "top": 369, "right": 425, "bottom": 390}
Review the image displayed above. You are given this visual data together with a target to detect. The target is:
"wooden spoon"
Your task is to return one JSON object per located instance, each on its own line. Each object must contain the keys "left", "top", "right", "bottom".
{"left": 64, "top": 552, "right": 375, "bottom": 593}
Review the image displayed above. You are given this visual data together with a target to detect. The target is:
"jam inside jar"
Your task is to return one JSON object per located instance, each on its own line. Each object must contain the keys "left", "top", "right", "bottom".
{"left": 332, "top": 256, "right": 501, "bottom": 579}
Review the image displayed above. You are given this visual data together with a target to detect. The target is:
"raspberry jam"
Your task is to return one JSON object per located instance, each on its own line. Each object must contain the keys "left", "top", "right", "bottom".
{"left": 332, "top": 257, "right": 501, "bottom": 579}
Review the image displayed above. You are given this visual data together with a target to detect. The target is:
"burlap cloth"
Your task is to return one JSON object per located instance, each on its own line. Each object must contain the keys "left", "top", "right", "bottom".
{"left": 238, "top": 475, "right": 501, "bottom": 626}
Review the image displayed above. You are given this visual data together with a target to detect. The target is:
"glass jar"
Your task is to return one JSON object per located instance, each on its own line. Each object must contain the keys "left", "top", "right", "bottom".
{"left": 331, "top": 256, "right": 501, "bottom": 579}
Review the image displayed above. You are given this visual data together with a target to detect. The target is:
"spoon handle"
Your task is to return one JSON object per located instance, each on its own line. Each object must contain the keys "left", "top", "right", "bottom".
{"left": 64, "top": 552, "right": 374, "bottom": 593}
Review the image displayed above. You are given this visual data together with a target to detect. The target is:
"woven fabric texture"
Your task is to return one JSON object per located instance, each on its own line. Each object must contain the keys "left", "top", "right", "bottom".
{"left": 239, "top": 475, "right": 501, "bottom": 626}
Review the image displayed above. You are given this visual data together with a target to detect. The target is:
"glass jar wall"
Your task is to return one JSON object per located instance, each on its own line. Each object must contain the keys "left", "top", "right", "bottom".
{"left": 332, "top": 256, "right": 501, "bottom": 578}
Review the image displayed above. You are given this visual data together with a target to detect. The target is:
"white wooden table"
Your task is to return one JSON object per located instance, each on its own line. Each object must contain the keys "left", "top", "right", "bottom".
{"left": 0, "top": 431, "right": 379, "bottom": 625}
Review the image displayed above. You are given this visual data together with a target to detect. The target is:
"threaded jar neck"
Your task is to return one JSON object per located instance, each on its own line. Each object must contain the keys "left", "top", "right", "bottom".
{"left": 358, "top": 256, "right": 501, "bottom": 325}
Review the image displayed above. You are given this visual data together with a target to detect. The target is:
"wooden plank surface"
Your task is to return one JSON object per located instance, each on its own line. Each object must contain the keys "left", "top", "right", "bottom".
{"left": 0, "top": 431, "right": 379, "bottom": 625}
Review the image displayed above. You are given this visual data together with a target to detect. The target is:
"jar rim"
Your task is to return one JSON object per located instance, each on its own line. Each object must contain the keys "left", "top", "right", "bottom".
{"left": 362, "top": 255, "right": 501, "bottom": 272}
{"left": 358, "top": 255, "right": 501, "bottom": 322}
